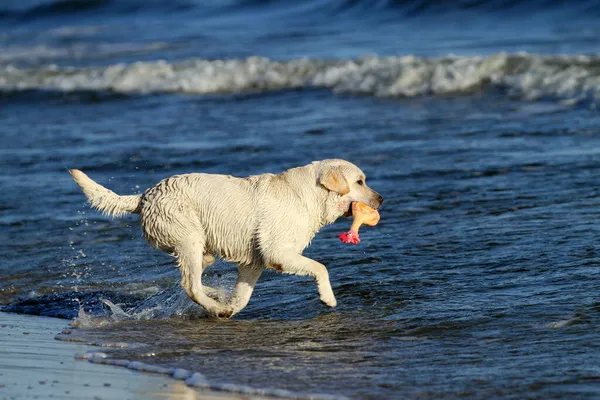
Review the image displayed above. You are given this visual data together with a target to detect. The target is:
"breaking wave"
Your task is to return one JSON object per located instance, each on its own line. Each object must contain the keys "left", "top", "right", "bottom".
{"left": 1, "top": 52, "right": 599, "bottom": 104}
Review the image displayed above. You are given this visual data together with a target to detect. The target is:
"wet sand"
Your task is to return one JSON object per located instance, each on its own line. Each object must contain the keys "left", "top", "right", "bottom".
{"left": 0, "top": 312, "right": 258, "bottom": 400}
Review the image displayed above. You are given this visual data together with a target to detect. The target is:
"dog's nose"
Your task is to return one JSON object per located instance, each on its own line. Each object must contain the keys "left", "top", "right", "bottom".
{"left": 378, "top": 195, "right": 384, "bottom": 205}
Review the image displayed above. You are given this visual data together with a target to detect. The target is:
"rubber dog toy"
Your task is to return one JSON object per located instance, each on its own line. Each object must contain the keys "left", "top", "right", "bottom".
{"left": 338, "top": 202, "right": 380, "bottom": 244}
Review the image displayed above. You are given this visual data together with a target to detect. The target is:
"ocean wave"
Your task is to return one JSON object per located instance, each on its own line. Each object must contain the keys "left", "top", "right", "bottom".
{"left": 1, "top": 53, "right": 599, "bottom": 104}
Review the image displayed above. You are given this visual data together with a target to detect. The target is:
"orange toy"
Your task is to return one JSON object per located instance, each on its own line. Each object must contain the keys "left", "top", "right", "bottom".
{"left": 338, "top": 202, "right": 380, "bottom": 244}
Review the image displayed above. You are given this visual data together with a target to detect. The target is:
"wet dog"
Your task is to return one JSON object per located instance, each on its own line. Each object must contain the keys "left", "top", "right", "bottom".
{"left": 70, "top": 159, "right": 383, "bottom": 318}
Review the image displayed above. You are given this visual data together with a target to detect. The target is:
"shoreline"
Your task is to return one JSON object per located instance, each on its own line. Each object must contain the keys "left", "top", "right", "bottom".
{"left": 0, "top": 312, "right": 267, "bottom": 400}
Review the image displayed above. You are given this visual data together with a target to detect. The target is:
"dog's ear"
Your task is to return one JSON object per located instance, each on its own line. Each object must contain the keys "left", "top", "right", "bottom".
{"left": 319, "top": 166, "right": 350, "bottom": 195}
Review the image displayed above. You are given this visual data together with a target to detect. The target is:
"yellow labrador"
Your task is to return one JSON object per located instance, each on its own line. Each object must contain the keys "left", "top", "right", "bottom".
{"left": 70, "top": 159, "right": 383, "bottom": 318}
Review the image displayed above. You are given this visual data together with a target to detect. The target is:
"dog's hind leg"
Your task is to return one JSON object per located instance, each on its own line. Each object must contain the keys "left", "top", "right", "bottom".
{"left": 228, "top": 265, "right": 263, "bottom": 316}
{"left": 177, "top": 241, "right": 233, "bottom": 318}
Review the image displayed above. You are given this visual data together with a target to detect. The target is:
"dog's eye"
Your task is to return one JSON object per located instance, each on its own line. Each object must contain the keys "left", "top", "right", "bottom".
{"left": 356, "top": 179, "right": 364, "bottom": 186}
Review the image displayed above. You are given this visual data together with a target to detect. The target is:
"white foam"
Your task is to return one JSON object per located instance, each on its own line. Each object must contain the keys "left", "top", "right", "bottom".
{"left": 1, "top": 52, "right": 599, "bottom": 105}
{"left": 171, "top": 368, "right": 193, "bottom": 380}
{"left": 80, "top": 355, "right": 347, "bottom": 399}
{"left": 75, "top": 351, "right": 107, "bottom": 360}
{"left": 125, "top": 361, "right": 173, "bottom": 375}
{"left": 89, "top": 358, "right": 131, "bottom": 367}
{"left": 184, "top": 372, "right": 210, "bottom": 387}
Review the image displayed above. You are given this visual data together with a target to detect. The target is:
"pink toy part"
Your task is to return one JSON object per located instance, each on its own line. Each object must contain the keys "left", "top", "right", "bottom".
{"left": 338, "top": 230, "right": 360, "bottom": 244}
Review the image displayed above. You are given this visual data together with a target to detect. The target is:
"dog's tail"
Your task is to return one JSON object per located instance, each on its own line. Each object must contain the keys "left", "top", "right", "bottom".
{"left": 69, "top": 169, "right": 142, "bottom": 218}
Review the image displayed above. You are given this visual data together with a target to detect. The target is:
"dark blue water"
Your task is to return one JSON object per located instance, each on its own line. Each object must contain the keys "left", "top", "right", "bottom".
{"left": 1, "top": 1, "right": 600, "bottom": 399}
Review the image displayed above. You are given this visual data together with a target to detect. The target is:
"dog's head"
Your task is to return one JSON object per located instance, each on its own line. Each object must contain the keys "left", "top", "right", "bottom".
{"left": 317, "top": 159, "right": 383, "bottom": 219}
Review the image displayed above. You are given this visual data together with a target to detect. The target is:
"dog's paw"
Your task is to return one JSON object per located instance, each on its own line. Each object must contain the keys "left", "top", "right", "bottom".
{"left": 216, "top": 304, "right": 235, "bottom": 319}
{"left": 205, "top": 306, "right": 234, "bottom": 319}
{"left": 217, "top": 309, "right": 233, "bottom": 319}
{"left": 320, "top": 293, "right": 337, "bottom": 308}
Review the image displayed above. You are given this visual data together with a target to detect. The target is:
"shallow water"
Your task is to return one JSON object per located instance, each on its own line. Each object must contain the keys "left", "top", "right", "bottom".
{"left": 1, "top": 1, "right": 600, "bottom": 399}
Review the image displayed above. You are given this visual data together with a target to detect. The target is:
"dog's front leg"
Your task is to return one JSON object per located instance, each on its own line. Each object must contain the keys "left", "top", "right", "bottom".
{"left": 272, "top": 253, "right": 337, "bottom": 308}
